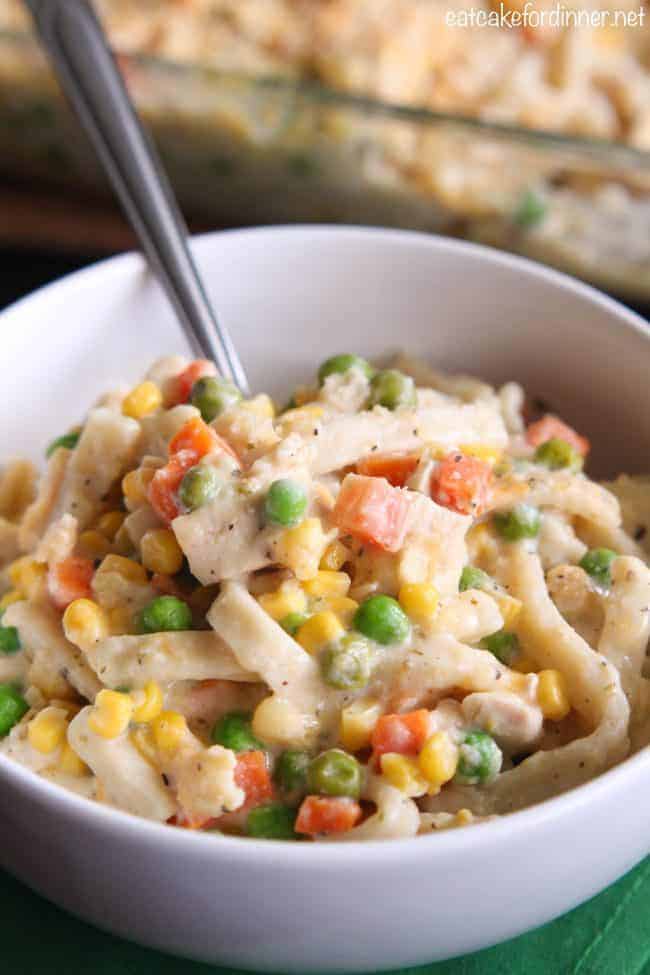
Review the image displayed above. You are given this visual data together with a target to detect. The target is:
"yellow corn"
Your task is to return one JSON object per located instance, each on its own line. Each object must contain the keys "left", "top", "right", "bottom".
{"left": 77, "top": 529, "right": 112, "bottom": 561}
{"left": 380, "top": 753, "right": 429, "bottom": 797}
{"left": 459, "top": 444, "right": 503, "bottom": 468}
{"left": 418, "top": 732, "right": 459, "bottom": 793}
{"left": 8, "top": 557, "right": 47, "bottom": 599}
{"left": 276, "top": 517, "right": 328, "bottom": 580}
{"left": 241, "top": 394, "right": 275, "bottom": 419}
{"left": 491, "top": 591, "right": 523, "bottom": 629}
{"left": 151, "top": 710, "right": 188, "bottom": 755}
{"left": 88, "top": 689, "right": 134, "bottom": 739}
{"left": 96, "top": 554, "right": 148, "bottom": 585}
{"left": 303, "top": 571, "right": 351, "bottom": 599}
{"left": 320, "top": 540, "right": 351, "bottom": 572}
{"left": 96, "top": 510, "right": 126, "bottom": 540}
{"left": 131, "top": 681, "right": 164, "bottom": 723}
{"left": 140, "top": 528, "right": 184, "bottom": 576}
{"left": 258, "top": 581, "right": 308, "bottom": 621}
{"left": 327, "top": 595, "right": 359, "bottom": 627}
{"left": 59, "top": 742, "right": 88, "bottom": 777}
{"left": 398, "top": 582, "right": 440, "bottom": 624}
{"left": 339, "top": 699, "right": 382, "bottom": 752}
{"left": 27, "top": 708, "right": 69, "bottom": 754}
{"left": 537, "top": 669, "right": 571, "bottom": 721}
{"left": 63, "top": 598, "right": 109, "bottom": 649}
{"left": 296, "top": 611, "right": 344, "bottom": 655}
{"left": 130, "top": 725, "right": 158, "bottom": 765}
{"left": 122, "top": 381, "right": 163, "bottom": 419}
{"left": 112, "top": 523, "right": 135, "bottom": 557}
{"left": 466, "top": 523, "right": 499, "bottom": 563}
{"left": 280, "top": 405, "right": 324, "bottom": 426}
{"left": 252, "top": 696, "right": 306, "bottom": 745}
{"left": 0, "top": 589, "right": 23, "bottom": 611}
{"left": 121, "top": 467, "right": 156, "bottom": 509}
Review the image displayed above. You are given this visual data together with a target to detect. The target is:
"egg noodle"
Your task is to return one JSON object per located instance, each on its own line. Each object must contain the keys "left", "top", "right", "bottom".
{"left": 0, "top": 353, "right": 648, "bottom": 840}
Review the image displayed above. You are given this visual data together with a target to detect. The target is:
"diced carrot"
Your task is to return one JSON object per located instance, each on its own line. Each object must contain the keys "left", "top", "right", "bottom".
{"left": 525, "top": 414, "right": 590, "bottom": 457}
{"left": 356, "top": 452, "right": 419, "bottom": 488}
{"left": 147, "top": 449, "right": 196, "bottom": 523}
{"left": 167, "top": 360, "right": 216, "bottom": 407}
{"left": 430, "top": 452, "right": 493, "bottom": 516}
{"left": 295, "top": 796, "right": 362, "bottom": 836}
{"left": 235, "top": 750, "right": 273, "bottom": 809}
{"left": 332, "top": 474, "right": 410, "bottom": 553}
{"left": 168, "top": 416, "right": 239, "bottom": 466}
{"left": 48, "top": 556, "right": 95, "bottom": 610}
{"left": 371, "top": 709, "right": 430, "bottom": 761}
{"left": 168, "top": 813, "right": 217, "bottom": 830}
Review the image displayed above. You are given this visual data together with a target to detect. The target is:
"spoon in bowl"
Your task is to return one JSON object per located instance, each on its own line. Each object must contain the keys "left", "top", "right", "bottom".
{"left": 23, "top": 0, "right": 250, "bottom": 396}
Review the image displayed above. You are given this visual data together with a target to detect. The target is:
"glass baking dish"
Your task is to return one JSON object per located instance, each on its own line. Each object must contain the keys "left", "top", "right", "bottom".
{"left": 2, "top": 28, "right": 650, "bottom": 302}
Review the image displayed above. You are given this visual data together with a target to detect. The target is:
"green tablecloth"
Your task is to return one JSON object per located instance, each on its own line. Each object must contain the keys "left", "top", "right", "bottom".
{"left": 2, "top": 857, "right": 649, "bottom": 974}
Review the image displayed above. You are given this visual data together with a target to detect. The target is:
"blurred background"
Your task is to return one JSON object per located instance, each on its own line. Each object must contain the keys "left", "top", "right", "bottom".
{"left": 1, "top": 0, "right": 650, "bottom": 314}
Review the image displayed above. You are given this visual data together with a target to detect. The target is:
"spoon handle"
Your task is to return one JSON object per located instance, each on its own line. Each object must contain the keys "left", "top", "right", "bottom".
{"left": 24, "top": 0, "right": 250, "bottom": 395}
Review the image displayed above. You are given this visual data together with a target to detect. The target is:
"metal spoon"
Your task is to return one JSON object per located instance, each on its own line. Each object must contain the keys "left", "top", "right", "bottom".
{"left": 24, "top": 0, "right": 250, "bottom": 395}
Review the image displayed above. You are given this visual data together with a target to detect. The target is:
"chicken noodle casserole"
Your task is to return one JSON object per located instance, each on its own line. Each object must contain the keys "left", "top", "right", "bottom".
{"left": 1, "top": 354, "right": 648, "bottom": 840}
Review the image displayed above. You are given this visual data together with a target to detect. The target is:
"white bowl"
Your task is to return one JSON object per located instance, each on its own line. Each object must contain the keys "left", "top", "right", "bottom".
{"left": 1, "top": 227, "right": 649, "bottom": 972}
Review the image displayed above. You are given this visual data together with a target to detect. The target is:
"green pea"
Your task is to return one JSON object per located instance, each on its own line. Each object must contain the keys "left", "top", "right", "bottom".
{"left": 274, "top": 749, "right": 310, "bottom": 793}
{"left": 46, "top": 431, "right": 80, "bottom": 458}
{"left": 534, "top": 438, "right": 582, "bottom": 471}
{"left": 246, "top": 802, "right": 298, "bottom": 840}
{"left": 279, "top": 612, "right": 309, "bottom": 636}
{"left": 211, "top": 711, "right": 262, "bottom": 752}
{"left": 481, "top": 630, "right": 519, "bottom": 665}
{"left": 579, "top": 548, "right": 618, "bottom": 587}
{"left": 0, "top": 616, "right": 20, "bottom": 655}
{"left": 191, "top": 376, "right": 242, "bottom": 422}
{"left": 264, "top": 479, "right": 308, "bottom": 527}
{"left": 368, "top": 369, "right": 416, "bottom": 411}
{"left": 459, "top": 566, "right": 490, "bottom": 592}
{"left": 179, "top": 465, "right": 222, "bottom": 511}
{"left": 136, "top": 596, "right": 192, "bottom": 634}
{"left": 0, "top": 684, "right": 28, "bottom": 738}
{"left": 454, "top": 731, "right": 502, "bottom": 785}
{"left": 307, "top": 749, "right": 361, "bottom": 799}
{"left": 353, "top": 594, "right": 410, "bottom": 645}
{"left": 493, "top": 503, "right": 541, "bottom": 541}
{"left": 321, "top": 634, "right": 373, "bottom": 690}
{"left": 514, "top": 189, "right": 546, "bottom": 229}
{"left": 318, "top": 355, "right": 374, "bottom": 385}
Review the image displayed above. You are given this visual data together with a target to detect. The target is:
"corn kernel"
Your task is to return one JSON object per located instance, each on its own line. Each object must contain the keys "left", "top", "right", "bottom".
{"left": 151, "top": 710, "right": 188, "bottom": 755}
{"left": 303, "top": 571, "right": 351, "bottom": 599}
{"left": 96, "top": 554, "right": 148, "bottom": 585}
{"left": 537, "top": 669, "right": 571, "bottom": 721}
{"left": 88, "top": 689, "right": 134, "bottom": 739}
{"left": 418, "top": 732, "right": 459, "bottom": 793}
{"left": 466, "top": 523, "right": 499, "bottom": 564}
{"left": 121, "top": 467, "right": 156, "bottom": 509}
{"left": 296, "top": 611, "right": 344, "bottom": 655}
{"left": 96, "top": 510, "right": 126, "bottom": 540}
{"left": 0, "top": 589, "right": 23, "bottom": 611}
{"left": 130, "top": 725, "right": 158, "bottom": 765}
{"left": 258, "top": 581, "right": 308, "bottom": 621}
{"left": 398, "top": 583, "right": 440, "bottom": 624}
{"left": 59, "top": 742, "right": 88, "bottom": 777}
{"left": 63, "top": 598, "right": 109, "bottom": 649}
{"left": 140, "top": 528, "right": 184, "bottom": 576}
{"left": 276, "top": 517, "right": 328, "bottom": 580}
{"left": 279, "top": 405, "right": 324, "bottom": 427}
{"left": 122, "top": 381, "right": 163, "bottom": 419}
{"left": 28, "top": 707, "right": 68, "bottom": 754}
{"left": 456, "top": 808, "right": 473, "bottom": 826}
{"left": 252, "top": 696, "right": 306, "bottom": 745}
{"left": 327, "top": 596, "right": 359, "bottom": 627}
{"left": 8, "top": 557, "right": 47, "bottom": 599}
{"left": 459, "top": 444, "right": 503, "bottom": 467}
{"left": 320, "top": 540, "right": 351, "bottom": 572}
{"left": 131, "top": 681, "right": 164, "bottom": 723}
{"left": 491, "top": 591, "right": 523, "bottom": 629}
{"left": 113, "top": 523, "right": 135, "bottom": 557}
{"left": 241, "top": 394, "right": 275, "bottom": 419}
{"left": 380, "top": 753, "right": 429, "bottom": 797}
{"left": 340, "top": 699, "right": 382, "bottom": 752}
{"left": 77, "top": 529, "right": 112, "bottom": 561}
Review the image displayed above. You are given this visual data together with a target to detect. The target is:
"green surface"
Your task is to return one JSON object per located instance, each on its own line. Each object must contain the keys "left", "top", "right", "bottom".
{"left": 1, "top": 858, "right": 649, "bottom": 974}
